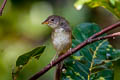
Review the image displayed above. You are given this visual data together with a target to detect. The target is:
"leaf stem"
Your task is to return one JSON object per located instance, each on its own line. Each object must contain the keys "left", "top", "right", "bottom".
{"left": 88, "top": 40, "right": 107, "bottom": 80}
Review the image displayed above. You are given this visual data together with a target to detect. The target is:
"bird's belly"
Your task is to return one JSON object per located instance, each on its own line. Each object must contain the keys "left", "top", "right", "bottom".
{"left": 52, "top": 32, "right": 71, "bottom": 53}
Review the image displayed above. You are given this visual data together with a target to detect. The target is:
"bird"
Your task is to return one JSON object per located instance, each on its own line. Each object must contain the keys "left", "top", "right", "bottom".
{"left": 42, "top": 15, "right": 72, "bottom": 80}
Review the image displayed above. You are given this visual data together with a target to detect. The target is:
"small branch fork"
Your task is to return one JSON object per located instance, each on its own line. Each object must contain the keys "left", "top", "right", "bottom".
{"left": 29, "top": 22, "right": 120, "bottom": 80}
{"left": 0, "top": 0, "right": 7, "bottom": 16}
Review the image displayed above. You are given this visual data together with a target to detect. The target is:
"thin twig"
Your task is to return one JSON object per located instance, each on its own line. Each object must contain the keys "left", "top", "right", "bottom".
{"left": 29, "top": 31, "right": 120, "bottom": 80}
{"left": 89, "top": 21, "right": 120, "bottom": 39}
{"left": 91, "top": 32, "right": 120, "bottom": 42}
{"left": 0, "top": 0, "right": 7, "bottom": 16}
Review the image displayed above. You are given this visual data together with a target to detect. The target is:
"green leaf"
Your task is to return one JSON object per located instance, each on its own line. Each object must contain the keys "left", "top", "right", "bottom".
{"left": 12, "top": 46, "right": 46, "bottom": 80}
{"left": 112, "top": 50, "right": 120, "bottom": 80}
{"left": 72, "top": 23, "right": 100, "bottom": 42}
{"left": 110, "top": 0, "right": 116, "bottom": 6}
{"left": 74, "top": 0, "right": 120, "bottom": 19}
{"left": 74, "top": 0, "right": 91, "bottom": 10}
{"left": 62, "top": 23, "right": 119, "bottom": 80}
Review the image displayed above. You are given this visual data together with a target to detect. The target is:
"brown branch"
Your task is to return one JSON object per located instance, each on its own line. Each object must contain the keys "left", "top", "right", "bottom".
{"left": 89, "top": 21, "right": 120, "bottom": 39}
{"left": 90, "top": 32, "right": 120, "bottom": 42}
{"left": 29, "top": 32, "right": 120, "bottom": 80}
{"left": 29, "top": 22, "right": 120, "bottom": 80}
{"left": 0, "top": 0, "right": 7, "bottom": 16}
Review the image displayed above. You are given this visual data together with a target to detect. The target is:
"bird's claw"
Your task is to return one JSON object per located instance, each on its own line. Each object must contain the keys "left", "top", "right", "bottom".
{"left": 68, "top": 48, "right": 72, "bottom": 52}
{"left": 50, "top": 60, "right": 54, "bottom": 66}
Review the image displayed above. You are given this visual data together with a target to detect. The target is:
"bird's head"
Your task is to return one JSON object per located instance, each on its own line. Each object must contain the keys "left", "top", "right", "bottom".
{"left": 42, "top": 15, "right": 60, "bottom": 29}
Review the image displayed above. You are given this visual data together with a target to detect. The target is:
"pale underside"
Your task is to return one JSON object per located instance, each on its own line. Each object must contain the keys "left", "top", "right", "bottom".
{"left": 52, "top": 28, "right": 71, "bottom": 55}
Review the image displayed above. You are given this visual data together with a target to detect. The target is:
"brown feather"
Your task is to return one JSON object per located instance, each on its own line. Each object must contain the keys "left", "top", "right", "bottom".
{"left": 42, "top": 15, "right": 72, "bottom": 80}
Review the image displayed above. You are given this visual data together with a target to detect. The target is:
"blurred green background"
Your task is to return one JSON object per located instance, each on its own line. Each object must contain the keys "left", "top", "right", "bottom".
{"left": 0, "top": 0, "right": 90, "bottom": 80}
{"left": 0, "top": 0, "right": 119, "bottom": 80}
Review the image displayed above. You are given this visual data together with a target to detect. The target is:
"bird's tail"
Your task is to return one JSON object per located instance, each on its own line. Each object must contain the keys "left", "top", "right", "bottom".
{"left": 55, "top": 54, "right": 63, "bottom": 80}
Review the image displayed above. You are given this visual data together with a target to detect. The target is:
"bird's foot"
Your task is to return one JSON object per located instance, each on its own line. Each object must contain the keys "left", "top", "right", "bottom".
{"left": 68, "top": 48, "right": 72, "bottom": 52}
{"left": 50, "top": 61, "right": 54, "bottom": 66}
{"left": 50, "top": 58, "right": 56, "bottom": 66}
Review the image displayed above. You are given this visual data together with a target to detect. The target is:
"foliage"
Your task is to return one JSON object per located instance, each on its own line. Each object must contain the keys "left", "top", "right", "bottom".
{"left": 62, "top": 23, "right": 120, "bottom": 80}
{"left": 74, "top": 0, "right": 120, "bottom": 19}
{"left": 12, "top": 46, "right": 46, "bottom": 79}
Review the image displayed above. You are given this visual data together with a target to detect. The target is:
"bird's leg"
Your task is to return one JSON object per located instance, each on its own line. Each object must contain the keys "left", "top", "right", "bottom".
{"left": 68, "top": 48, "right": 72, "bottom": 53}
{"left": 50, "top": 53, "right": 58, "bottom": 65}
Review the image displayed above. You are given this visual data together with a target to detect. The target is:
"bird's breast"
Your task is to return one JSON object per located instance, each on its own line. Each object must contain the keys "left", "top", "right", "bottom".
{"left": 52, "top": 28, "right": 71, "bottom": 53}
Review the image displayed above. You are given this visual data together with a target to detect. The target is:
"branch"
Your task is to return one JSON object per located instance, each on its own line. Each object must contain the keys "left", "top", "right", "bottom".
{"left": 90, "top": 32, "right": 120, "bottom": 42}
{"left": 0, "top": 0, "right": 7, "bottom": 16}
{"left": 29, "top": 32, "right": 120, "bottom": 80}
{"left": 29, "top": 22, "right": 120, "bottom": 80}
{"left": 89, "top": 21, "right": 120, "bottom": 39}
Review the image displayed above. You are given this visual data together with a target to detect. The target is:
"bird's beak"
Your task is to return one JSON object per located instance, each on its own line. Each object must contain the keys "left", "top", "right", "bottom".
{"left": 42, "top": 21, "right": 49, "bottom": 24}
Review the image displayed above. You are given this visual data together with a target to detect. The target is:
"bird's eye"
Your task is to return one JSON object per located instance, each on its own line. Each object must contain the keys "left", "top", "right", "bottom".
{"left": 60, "top": 22, "right": 64, "bottom": 26}
{"left": 51, "top": 19, "right": 54, "bottom": 21}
